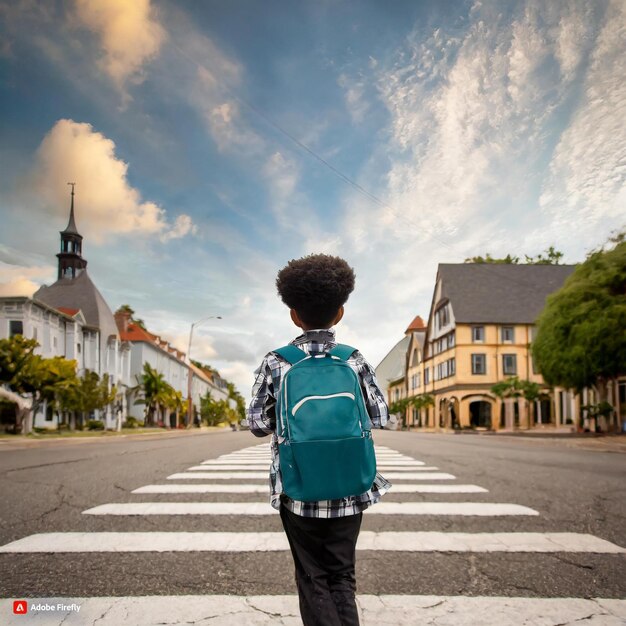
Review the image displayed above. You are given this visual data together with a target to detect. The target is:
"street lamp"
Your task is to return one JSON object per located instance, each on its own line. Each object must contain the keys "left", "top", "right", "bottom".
{"left": 186, "top": 315, "right": 222, "bottom": 427}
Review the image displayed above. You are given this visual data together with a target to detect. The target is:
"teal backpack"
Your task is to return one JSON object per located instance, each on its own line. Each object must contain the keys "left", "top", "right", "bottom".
{"left": 273, "top": 343, "right": 377, "bottom": 502}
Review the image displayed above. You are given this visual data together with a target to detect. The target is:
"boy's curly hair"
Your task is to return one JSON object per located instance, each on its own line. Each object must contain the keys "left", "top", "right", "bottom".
{"left": 276, "top": 254, "right": 356, "bottom": 328}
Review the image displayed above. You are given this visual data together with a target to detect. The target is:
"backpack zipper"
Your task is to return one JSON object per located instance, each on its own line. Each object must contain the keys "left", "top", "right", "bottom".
{"left": 291, "top": 392, "right": 356, "bottom": 416}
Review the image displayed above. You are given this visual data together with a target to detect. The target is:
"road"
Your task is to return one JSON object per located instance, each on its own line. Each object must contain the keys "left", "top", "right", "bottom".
{"left": 0, "top": 429, "right": 625, "bottom": 624}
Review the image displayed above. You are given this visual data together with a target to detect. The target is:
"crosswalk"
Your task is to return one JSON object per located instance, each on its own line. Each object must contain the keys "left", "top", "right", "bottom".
{"left": 1, "top": 442, "right": 625, "bottom": 624}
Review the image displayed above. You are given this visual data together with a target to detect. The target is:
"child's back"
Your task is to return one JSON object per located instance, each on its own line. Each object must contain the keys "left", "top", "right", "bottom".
{"left": 247, "top": 254, "right": 391, "bottom": 626}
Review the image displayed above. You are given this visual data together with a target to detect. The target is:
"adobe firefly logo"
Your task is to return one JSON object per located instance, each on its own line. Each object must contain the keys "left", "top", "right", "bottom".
{"left": 13, "top": 600, "right": 28, "bottom": 615}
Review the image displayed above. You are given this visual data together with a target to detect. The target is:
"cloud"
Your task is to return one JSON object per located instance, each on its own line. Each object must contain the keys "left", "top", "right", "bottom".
{"left": 263, "top": 151, "right": 299, "bottom": 220}
{"left": 337, "top": 73, "right": 370, "bottom": 124}
{"left": 28, "top": 119, "right": 196, "bottom": 244}
{"left": 539, "top": 0, "right": 626, "bottom": 237}
{"left": 0, "top": 262, "right": 56, "bottom": 297}
{"left": 72, "top": 0, "right": 166, "bottom": 97}
{"left": 308, "top": 0, "right": 624, "bottom": 373}
{"left": 160, "top": 215, "right": 198, "bottom": 243}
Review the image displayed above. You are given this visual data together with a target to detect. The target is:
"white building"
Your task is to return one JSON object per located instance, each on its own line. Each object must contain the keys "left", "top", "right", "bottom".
{"left": 114, "top": 309, "right": 229, "bottom": 426}
{"left": 1, "top": 188, "right": 228, "bottom": 430}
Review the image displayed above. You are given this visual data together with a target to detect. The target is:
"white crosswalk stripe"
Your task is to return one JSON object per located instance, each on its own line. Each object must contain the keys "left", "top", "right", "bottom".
{"left": 82, "top": 501, "right": 539, "bottom": 516}
{"left": 132, "top": 483, "right": 489, "bottom": 494}
{"left": 166, "top": 470, "right": 457, "bottom": 480}
{"left": 2, "top": 441, "right": 624, "bottom": 626}
{"left": 186, "top": 464, "right": 440, "bottom": 471}
{"left": 1, "top": 531, "right": 623, "bottom": 554}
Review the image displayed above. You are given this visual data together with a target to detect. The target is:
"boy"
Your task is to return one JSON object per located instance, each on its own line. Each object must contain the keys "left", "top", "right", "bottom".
{"left": 247, "top": 253, "right": 391, "bottom": 626}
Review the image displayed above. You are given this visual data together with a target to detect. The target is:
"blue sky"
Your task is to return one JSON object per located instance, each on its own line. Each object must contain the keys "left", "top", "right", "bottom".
{"left": 0, "top": 0, "right": 624, "bottom": 398}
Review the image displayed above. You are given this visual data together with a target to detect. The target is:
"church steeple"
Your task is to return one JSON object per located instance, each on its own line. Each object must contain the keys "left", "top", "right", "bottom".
{"left": 57, "top": 183, "right": 87, "bottom": 280}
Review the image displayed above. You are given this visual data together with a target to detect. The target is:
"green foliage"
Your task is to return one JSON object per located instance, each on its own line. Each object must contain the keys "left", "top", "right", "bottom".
{"left": 191, "top": 360, "right": 246, "bottom": 421}
{"left": 124, "top": 416, "right": 143, "bottom": 428}
{"left": 524, "top": 246, "right": 563, "bottom": 265}
{"left": 200, "top": 391, "right": 232, "bottom": 426}
{"left": 86, "top": 419, "right": 105, "bottom": 431}
{"left": 582, "top": 401, "right": 614, "bottom": 419}
{"left": 0, "top": 335, "right": 79, "bottom": 432}
{"left": 132, "top": 362, "right": 176, "bottom": 425}
{"left": 465, "top": 253, "right": 519, "bottom": 264}
{"left": 532, "top": 238, "right": 626, "bottom": 392}
{"left": 491, "top": 377, "right": 542, "bottom": 400}
{"left": 465, "top": 247, "right": 564, "bottom": 265}
{"left": 115, "top": 304, "right": 146, "bottom": 329}
{"left": 389, "top": 394, "right": 434, "bottom": 417}
{"left": 226, "top": 382, "right": 246, "bottom": 420}
{"left": 59, "top": 370, "right": 116, "bottom": 428}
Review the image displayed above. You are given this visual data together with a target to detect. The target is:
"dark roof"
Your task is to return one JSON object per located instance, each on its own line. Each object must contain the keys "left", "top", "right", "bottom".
{"left": 34, "top": 271, "right": 118, "bottom": 341}
{"left": 437, "top": 263, "right": 576, "bottom": 324}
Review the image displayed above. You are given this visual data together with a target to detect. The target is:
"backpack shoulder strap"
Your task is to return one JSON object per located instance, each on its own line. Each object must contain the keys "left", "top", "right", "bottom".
{"left": 328, "top": 343, "right": 358, "bottom": 361}
{"left": 272, "top": 344, "right": 308, "bottom": 365}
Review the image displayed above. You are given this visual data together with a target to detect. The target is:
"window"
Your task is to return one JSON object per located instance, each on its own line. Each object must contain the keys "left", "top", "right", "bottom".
{"left": 9, "top": 320, "right": 23, "bottom": 337}
{"left": 501, "top": 326, "right": 515, "bottom": 343}
{"left": 436, "top": 305, "right": 450, "bottom": 330}
{"left": 77, "top": 343, "right": 81, "bottom": 354}
{"left": 434, "top": 359, "right": 455, "bottom": 381}
{"left": 472, "top": 354, "right": 486, "bottom": 375}
{"left": 53, "top": 336, "right": 58, "bottom": 349}
{"left": 32, "top": 327, "right": 38, "bottom": 340}
{"left": 424, "top": 368, "right": 430, "bottom": 385}
{"left": 472, "top": 326, "right": 484, "bottom": 342}
{"left": 503, "top": 354, "right": 517, "bottom": 375}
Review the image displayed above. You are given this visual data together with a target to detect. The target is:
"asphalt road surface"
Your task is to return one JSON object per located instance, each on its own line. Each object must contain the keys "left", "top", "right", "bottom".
{"left": 0, "top": 429, "right": 625, "bottom": 624}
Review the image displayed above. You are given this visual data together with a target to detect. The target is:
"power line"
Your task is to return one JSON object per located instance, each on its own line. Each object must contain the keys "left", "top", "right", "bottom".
{"left": 171, "top": 41, "right": 568, "bottom": 294}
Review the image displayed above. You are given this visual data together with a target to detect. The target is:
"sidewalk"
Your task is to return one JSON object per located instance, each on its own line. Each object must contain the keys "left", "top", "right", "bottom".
{"left": 402, "top": 427, "right": 626, "bottom": 453}
{"left": 0, "top": 426, "right": 229, "bottom": 450}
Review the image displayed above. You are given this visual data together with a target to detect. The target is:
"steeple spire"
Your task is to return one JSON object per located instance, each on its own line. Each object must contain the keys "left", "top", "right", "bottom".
{"left": 57, "top": 183, "right": 87, "bottom": 280}
{"left": 62, "top": 182, "right": 80, "bottom": 235}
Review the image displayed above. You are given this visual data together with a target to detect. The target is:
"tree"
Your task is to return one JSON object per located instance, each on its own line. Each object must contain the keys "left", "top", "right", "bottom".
{"left": 59, "top": 371, "right": 116, "bottom": 430}
{"left": 0, "top": 336, "right": 77, "bottom": 433}
{"left": 116, "top": 304, "right": 146, "bottom": 330}
{"left": 200, "top": 391, "right": 230, "bottom": 427}
{"left": 389, "top": 394, "right": 434, "bottom": 428}
{"left": 226, "top": 382, "right": 246, "bottom": 423}
{"left": 525, "top": 246, "right": 564, "bottom": 265}
{"left": 132, "top": 363, "right": 175, "bottom": 426}
{"left": 465, "top": 253, "right": 519, "bottom": 264}
{"left": 465, "top": 247, "right": 564, "bottom": 265}
{"left": 491, "top": 376, "right": 542, "bottom": 429}
{"left": 532, "top": 237, "right": 626, "bottom": 430}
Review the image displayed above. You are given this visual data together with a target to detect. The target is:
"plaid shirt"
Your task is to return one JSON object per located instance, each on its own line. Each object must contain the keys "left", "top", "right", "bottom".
{"left": 247, "top": 328, "right": 392, "bottom": 518}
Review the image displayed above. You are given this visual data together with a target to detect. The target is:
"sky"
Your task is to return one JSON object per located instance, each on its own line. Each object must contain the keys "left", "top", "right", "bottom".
{"left": 0, "top": 0, "right": 624, "bottom": 400}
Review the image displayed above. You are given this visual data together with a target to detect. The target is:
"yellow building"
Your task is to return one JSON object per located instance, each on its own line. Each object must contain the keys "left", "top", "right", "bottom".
{"left": 402, "top": 263, "right": 583, "bottom": 431}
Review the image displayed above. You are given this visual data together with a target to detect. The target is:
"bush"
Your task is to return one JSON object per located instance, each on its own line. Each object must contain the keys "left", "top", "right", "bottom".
{"left": 87, "top": 419, "right": 105, "bottom": 431}
{"left": 124, "top": 416, "right": 143, "bottom": 429}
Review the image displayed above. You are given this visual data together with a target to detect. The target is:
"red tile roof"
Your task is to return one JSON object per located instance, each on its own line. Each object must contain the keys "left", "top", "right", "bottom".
{"left": 405, "top": 315, "right": 426, "bottom": 333}
{"left": 120, "top": 322, "right": 187, "bottom": 361}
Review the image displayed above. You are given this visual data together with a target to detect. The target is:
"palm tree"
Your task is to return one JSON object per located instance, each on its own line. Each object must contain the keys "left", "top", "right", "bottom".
{"left": 132, "top": 363, "right": 173, "bottom": 427}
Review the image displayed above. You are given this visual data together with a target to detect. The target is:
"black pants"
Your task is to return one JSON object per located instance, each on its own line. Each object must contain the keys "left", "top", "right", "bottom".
{"left": 280, "top": 505, "right": 362, "bottom": 626}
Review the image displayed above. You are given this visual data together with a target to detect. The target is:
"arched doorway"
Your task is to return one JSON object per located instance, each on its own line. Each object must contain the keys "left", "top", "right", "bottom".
{"left": 469, "top": 401, "right": 492, "bottom": 428}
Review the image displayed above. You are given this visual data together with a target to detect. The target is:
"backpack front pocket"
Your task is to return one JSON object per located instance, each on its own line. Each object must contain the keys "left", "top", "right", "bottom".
{"left": 283, "top": 436, "right": 376, "bottom": 501}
